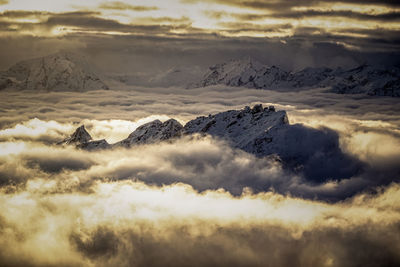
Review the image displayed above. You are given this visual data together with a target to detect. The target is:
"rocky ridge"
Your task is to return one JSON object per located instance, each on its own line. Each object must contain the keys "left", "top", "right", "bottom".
{"left": 59, "top": 105, "right": 361, "bottom": 181}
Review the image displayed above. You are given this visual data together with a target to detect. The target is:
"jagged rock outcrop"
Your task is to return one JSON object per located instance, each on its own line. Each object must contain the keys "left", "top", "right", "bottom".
{"left": 0, "top": 52, "right": 109, "bottom": 91}
{"left": 58, "top": 125, "right": 92, "bottom": 145}
{"left": 58, "top": 125, "right": 110, "bottom": 150}
{"left": 114, "top": 119, "right": 183, "bottom": 148}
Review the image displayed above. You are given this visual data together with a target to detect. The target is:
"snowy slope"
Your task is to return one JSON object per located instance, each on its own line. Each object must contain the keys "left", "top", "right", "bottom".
{"left": 184, "top": 104, "right": 287, "bottom": 149}
{"left": 182, "top": 104, "right": 360, "bottom": 180}
{"left": 114, "top": 119, "right": 183, "bottom": 148}
{"left": 0, "top": 52, "right": 109, "bottom": 91}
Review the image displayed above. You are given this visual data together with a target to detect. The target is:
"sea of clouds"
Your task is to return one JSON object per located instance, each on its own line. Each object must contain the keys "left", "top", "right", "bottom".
{"left": 0, "top": 86, "right": 399, "bottom": 266}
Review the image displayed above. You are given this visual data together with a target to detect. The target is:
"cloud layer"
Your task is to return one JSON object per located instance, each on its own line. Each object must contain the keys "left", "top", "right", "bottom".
{"left": 0, "top": 87, "right": 399, "bottom": 266}
{"left": 0, "top": 178, "right": 400, "bottom": 266}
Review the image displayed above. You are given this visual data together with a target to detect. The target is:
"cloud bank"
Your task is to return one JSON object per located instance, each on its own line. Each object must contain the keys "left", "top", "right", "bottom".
{"left": 0, "top": 178, "right": 399, "bottom": 266}
{"left": 0, "top": 88, "right": 399, "bottom": 266}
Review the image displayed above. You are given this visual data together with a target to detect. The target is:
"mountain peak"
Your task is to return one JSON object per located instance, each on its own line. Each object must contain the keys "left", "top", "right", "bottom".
{"left": 59, "top": 125, "right": 92, "bottom": 145}
{"left": 1, "top": 52, "right": 109, "bottom": 91}
{"left": 195, "top": 58, "right": 287, "bottom": 88}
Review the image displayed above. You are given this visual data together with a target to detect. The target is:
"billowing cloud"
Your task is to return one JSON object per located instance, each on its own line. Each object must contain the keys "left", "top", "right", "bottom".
{"left": 0, "top": 88, "right": 399, "bottom": 200}
{"left": 0, "top": 85, "right": 399, "bottom": 266}
{"left": 98, "top": 1, "right": 158, "bottom": 11}
{"left": 0, "top": 177, "right": 399, "bottom": 266}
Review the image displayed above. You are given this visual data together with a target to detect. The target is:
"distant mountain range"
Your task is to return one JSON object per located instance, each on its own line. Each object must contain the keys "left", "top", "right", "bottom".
{"left": 193, "top": 58, "right": 400, "bottom": 97}
{"left": 1, "top": 53, "right": 398, "bottom": 96}
{"left": 60, "top": 104, "right": 362, "bottom": 181}
{"left": 0, "top": 52, "right": 109, "bottom": 91}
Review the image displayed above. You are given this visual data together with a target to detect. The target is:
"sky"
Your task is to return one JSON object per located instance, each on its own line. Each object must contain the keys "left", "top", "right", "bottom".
{"left": 0, "top": 0, "right": 400, "bottom": 72}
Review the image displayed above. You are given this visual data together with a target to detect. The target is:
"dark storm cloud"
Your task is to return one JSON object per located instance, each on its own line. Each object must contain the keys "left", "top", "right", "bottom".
{"left": 139, "top": 16, "right": 192, "bottom": 24}
{"left": 0, "top": 10, "right": 50, "bottom": 18}
{"left": 98, "top": 1, "right": 158, "bottom": 11}
{"left": 45, "top": 11, "right": 191, "bottom": 33}
{"left": 218, "top": 22, "right": 292, "bottom": 34}
{"left": 217, "top": 9, "right": 400, "bottom": 22}
{"left": 0, "top": 10, "right": 194, "bottom": 38}
{"left": 184, "top": 0, "right": 400, "bottom": 9}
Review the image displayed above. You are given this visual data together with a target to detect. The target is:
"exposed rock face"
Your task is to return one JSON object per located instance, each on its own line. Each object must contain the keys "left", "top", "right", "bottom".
{"left": 114, "top": 119, "right": 183, "bottom": 147}
{"left": 77, "top": 139, "right": 110, "bottom": 151}
{"left": 0, "top": 52, "right": 109, "bottom": 91}
{"left": 194, "top": 58, "right": 400, "bottom": 97}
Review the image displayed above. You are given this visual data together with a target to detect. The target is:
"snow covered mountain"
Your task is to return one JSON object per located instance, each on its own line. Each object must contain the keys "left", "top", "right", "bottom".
{"left": 61, "top": 105, "right": 361, "bottom": 181}
{"left": 194, "top": 58, "right": 400, "bottom": 97}
{"left": 183, "top": 104, "right": 360, "bottom": 180}
{"left": 194, "top": 58, "right": 290, "bottom": 89}
{"left": 0, "top": 52, "right": 109, "bottom": 91}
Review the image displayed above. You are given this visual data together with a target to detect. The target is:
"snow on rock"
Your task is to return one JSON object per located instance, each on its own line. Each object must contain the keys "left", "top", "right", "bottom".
{"left": 114, "top": 119, "right": 183, "bottom": 148}
{"left": 184, "top": 104, "right": 288, "bottom": 150}
{"left": 0, "top": 52, "right": 109, "bottom": 91}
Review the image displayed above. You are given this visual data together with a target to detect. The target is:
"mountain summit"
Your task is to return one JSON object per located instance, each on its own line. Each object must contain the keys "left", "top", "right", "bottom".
{"left": 194, "top": 58, "right": 289, "bottom": 89}
{"left": 0, "top": 52, "right": 109, "bottom": 91}
{"left": 58, "top": 125, "right": 92, "bottom": 145}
